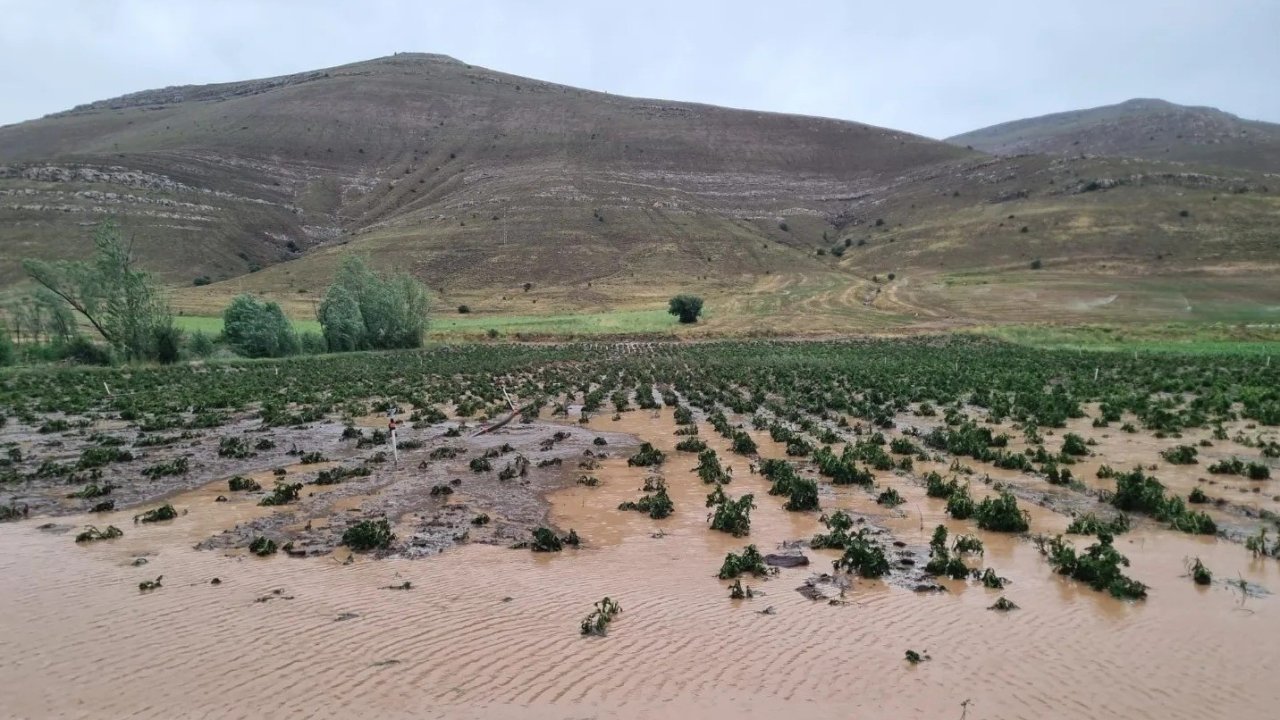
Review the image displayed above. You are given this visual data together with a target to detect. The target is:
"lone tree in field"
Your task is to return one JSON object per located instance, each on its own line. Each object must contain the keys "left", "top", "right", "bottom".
{"left": 223, "top": 294, "right": 299, "bottom": 358}
{"left": 318, "top": 255, "right": 430, "bottom": 351}
{"left": 22, "top": 220, "right": 178, "bottom": 362}
{"left": 668, "top": 294, "right": 704, "bottom": 324}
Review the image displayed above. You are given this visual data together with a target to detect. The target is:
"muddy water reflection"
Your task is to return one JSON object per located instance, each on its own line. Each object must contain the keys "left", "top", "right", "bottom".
{"left": 1, "top": 407, "right": 1278, "bottom": 719}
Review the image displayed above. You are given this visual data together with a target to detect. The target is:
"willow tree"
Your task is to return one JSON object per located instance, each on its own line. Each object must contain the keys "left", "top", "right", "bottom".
{"left": 22, "top": 221, "right": 177, "bottom": 362}
{"left": 318, "top": 255, "right": 429, "bottom": 351}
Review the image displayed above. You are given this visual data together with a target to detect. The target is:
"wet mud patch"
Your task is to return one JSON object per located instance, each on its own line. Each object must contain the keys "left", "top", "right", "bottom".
{"left": 196, "top": 421, "right": 639, "bottom": 558}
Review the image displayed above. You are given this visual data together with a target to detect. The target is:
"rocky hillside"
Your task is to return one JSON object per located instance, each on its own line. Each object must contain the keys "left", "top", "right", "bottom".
{"left": 947, "top": 99, "right": 1280, "bottom": 174}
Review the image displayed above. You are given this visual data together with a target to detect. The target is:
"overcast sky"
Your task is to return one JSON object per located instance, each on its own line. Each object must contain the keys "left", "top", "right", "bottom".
{"left": 2, "top": 0, "right": 1278, "bottom": 138}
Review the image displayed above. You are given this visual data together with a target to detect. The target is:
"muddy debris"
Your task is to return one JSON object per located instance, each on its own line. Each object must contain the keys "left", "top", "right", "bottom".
{"left": 764, "top": 552, "right": 810, "bottom": 568}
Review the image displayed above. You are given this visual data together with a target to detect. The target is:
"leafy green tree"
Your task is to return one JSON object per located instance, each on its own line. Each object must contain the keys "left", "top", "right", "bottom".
{"left": 318, "top": 256, "right": 430, "bottom": 350}
{"left": 222, "top": 294, "right": 298, "bottom": 358}
{"left": 668, "top": 294, "right": 704, "bottom": 324}
{"left": 22, "top": 221, "right": 175, "bottom": 361}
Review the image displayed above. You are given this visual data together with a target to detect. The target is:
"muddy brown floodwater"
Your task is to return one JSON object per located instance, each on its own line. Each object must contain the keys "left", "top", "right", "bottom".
{"left": 2, "top": 407, "right": 1279, "bottom": 719}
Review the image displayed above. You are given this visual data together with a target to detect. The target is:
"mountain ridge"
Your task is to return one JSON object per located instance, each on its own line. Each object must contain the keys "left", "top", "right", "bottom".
{"left": 2, "top": 55, "right": 1278, "bottom": 334}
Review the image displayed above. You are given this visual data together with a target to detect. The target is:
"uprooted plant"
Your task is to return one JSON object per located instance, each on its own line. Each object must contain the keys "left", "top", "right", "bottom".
{"left": 580, "top": 596, "right": 622, "bottom": 636}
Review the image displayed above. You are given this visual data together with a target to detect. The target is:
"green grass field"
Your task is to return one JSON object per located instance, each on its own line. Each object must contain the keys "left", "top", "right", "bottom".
{"left": 174, "top": 308, "right": 681, "bottom": 340}
{"left": 975, "top": 323, "right": 1280, "bottom": 355}
{"left": 174, "top": 315, "right": 323, "bottom": 336}
{"left": 429, "top": 309, "right": 680, "bottom": 337}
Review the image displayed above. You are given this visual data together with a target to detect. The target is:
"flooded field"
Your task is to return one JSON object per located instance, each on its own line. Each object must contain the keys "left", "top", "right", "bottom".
{"left": 2, "top": 340, "right": 1279, "bottom": 718}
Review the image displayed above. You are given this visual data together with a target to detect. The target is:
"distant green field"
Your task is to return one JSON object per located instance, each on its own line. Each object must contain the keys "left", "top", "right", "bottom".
{"left": 174, "top": 308, "right": 680, "bottom": 340}
{"left": 174, "top": 315, "right": 323, "bottom": 336}
{"left": 976, "top": 324, "right": 1280, "bottom": 355}
{"left": 429, "top": 308, "right": 680, "bottom": 337}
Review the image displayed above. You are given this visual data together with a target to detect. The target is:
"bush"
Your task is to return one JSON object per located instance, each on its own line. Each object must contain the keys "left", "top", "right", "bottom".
{"left": 876, "top": 488, "right": 904, "bottom": 507}
{"left": 627, "top": 443, "right": 665, "bottom": 467}
{"left": 975, "top": 491, "right": 1029, "bottom": 532}
{"left": 228, "top": 475, "right": 261, "bottom": 492}
{"left": 457, "top": 305, "right": 471, "bottom": 314}
{"left": 667, "top": 294, "right": 705, "bottom": 324}
{"left": 833, "top": 529, "right": 890, "bottom": 578}
{"left": 718, "top": 544, "right": 771, "bottom": 579}
{"left": 249, "top": 536, "right": 277, "bottom": 556}
{"left": 618, "top": 483, "right": 674, "bottom": 519}
{"left": 298, "top": 332, "right": 328, "bottom": 354}
{"left": 945, "top": 483, "right": 976, "bottom": 519}
{"left": 187, "top": 331, "right": 216, "bottom": 358}
{"left": 193, "top": 275, "right": 212, "bottom": 286}
{"left": 1066, "top": 512, "right": 1130, "bottom": 535}
{"left": 60, "top": 336, "right": 112, "bottom": 365}
{"left": 259, "top": 482, "right": 302, "bottom": 506}
{"left": 343, "top": 518, "right": 395, "bottom": 551}
{"left": 1030, "top": 258, "right": 1043, "bottom": 270}
{"left": 134, "top": 504, "right": 178, "bottom": 523}
{"left": 1110, "top": 468, "right": 1216, "bottom": 534}
{"left": 708, "top": 491, "right": 755, "bottom": 537}
{"left": 1040, "top": 532, "right": 1146, "bottom": 599}
{"left": 1160, "top": 445, "right": 1198, "bottom": 465}
{"left": 784, "top": 477, "right": 820, "bottom": 511}
{"left": 1061, "top": 433, "right": 1088, "bottom": 456}
{"left": 222, "top": 294, "right": 298, "bottom": 358}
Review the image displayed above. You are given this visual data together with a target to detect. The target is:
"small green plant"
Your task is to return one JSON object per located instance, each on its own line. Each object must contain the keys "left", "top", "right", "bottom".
{"left": 627, "top": 443, "right": 665, "bottom": 467}
{"left": 580, "top": 597, "right": 622, "bottom": 636}
{"left": 952, "top": 534, "right": 984, "bottom": 555}
{"left": 708, "top": 492, "right": 755, "bottom": 537}
{"left": 618, "top": 482, "right": 675, "bottom": 519}
{"left": 343, "top": 518, "right": 395, "bottom": 551}
{"left": 75, "top": 525, "right": 123, "bottom": 543}
{"left": 134, "top": 504, "right": 177, "bottom": 523}
{"left": 471, "top": 513, "right": 490, "bottom": 526}
{"left": 1039, "top": 532, "right": 1146, "bottom": 599}
{"left": 259, "top": 482, "right": 303, "bottom": 506}
{"left": 469, "top": 457, "right": 492, "bottom": 472}
{"left": 1161, "top": 445, "right": 1198, "bottom": 465}
{"left": 694, "top": 449, "right": 731, "bottom": 484}
{"left": 228, "top": 475, "right": 261, "bottom": 492}
{"left": 876, "top": 488, "right": 905, "bottom": 507}
{"left": 67, "top": 482, "right": 117, "bottom": 499}
{"left": 833, "top": 529, "right": 890, "bottom": 578}
{"left": 1061, "top": 433, "right": 1088, "bottom": 456}
{"left": 138, "top": 576, "right": 163, "bottom": 591}
{"left": 979, "top": 568, "right": 1007, "bottom": 589}
{"left": 945, "top": 483, "right": 976, "bottom": 519}
{"left": 988, "top": 596, "right": 1019, "bottom": 611}
{"left": 675, "top": 437, "right": 707, "bottom": 452}
{"left": 974, "top": 491, "right": 1029, "bottom": 532}
{"left": 718, "top": 544, "right": 773, "bottom": 579}
{"left": 1188, "top": 557, "right": 1212, "bottom": 585}
{"left": 142, "top": 456, "right": 189, "bottom": 478}
{"left": 810, "top": 510, "right": 855, "bottom": 549}
{"left": 1066, "top": 512, "right": 1130, "bottom": 536}
{"left": 249, "top": 536, "right": 277, "bottom": 556}
{"left": 905, "top": 649, "right": 929, "bottom": 664}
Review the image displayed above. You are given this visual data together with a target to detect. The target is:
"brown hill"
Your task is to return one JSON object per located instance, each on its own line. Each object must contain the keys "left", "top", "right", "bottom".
{"left": 2, "top": 57, "right": 1278, "bottom": 334}
{"left": 947, "top": 99, "right": 1280, "bottom": 174}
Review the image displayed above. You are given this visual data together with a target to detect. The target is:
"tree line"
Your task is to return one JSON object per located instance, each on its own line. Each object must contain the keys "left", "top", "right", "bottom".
{"left": 1, "top": 221, "right": 431, "bottom": 366}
